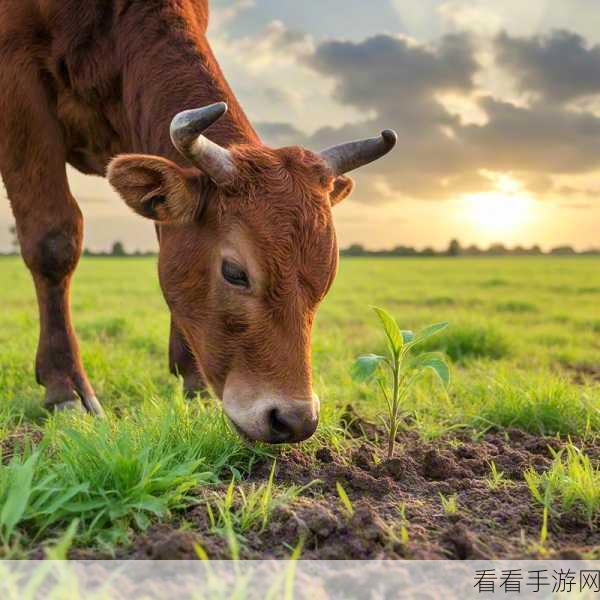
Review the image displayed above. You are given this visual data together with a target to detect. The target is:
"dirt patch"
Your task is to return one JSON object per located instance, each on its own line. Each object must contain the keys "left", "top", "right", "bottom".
{"left": 116, "top": 412, "right": 600, "bottom": 561}
{"left": 566, "top": 362, "right": 600, "bottom": 384}
{"left": 1, "top": 426, "right": 43, "bottom": 464}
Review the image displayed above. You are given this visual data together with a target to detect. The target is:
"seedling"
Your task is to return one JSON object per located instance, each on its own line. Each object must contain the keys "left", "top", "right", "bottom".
{"left": 336, "top": 482, "right": 354, "bottom": 517}
{"left": 525, "top": 443, "right": 600, "bottom": 529}
{"left": 206, "top": 462, "right": 313, "bottom": 541}
{"left": 352, "top": 307, "right": 450, "bottom": 457}
{"left": 485, "top": 461, "right": 509, "bottom": 490}
{"left": 398, "top": 503, "right": 410, "bottom": 545}
{"left": 439, "top": 493, "right": 458, "bottom": 515}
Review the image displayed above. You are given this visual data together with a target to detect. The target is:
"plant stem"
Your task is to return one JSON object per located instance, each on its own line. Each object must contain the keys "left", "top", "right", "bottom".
{"left": 387, "top": 356, "right": 401, "bottom": 458}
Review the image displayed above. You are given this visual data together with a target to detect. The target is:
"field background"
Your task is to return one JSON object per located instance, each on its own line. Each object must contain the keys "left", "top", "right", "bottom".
{"left": 0, "top": 256, "right": 599, "bottom": 557}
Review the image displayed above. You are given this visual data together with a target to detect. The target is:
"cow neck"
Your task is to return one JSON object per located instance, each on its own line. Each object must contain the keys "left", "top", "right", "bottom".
{"left": 120, "top": 20, "right": 260, "bottom": 163}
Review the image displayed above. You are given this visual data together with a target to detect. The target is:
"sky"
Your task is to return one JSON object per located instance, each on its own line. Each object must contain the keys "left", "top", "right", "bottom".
{"left": 2, "top": 0, "right": 600, "bottom": 252}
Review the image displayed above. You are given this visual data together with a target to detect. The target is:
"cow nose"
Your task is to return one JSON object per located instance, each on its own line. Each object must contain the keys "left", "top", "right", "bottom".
{"left": 268, "top": 409, "right": 294, "bottom": 443}
{"left": 266, "top": 406, "right": 318, "bottom": 444}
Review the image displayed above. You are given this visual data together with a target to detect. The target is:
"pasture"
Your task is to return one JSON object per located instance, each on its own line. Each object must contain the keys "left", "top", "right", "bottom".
{"left": 0, "top": 256, "right": 599, "bottom": 559}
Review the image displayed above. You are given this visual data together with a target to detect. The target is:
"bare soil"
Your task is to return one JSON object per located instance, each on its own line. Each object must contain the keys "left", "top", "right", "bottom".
{"left": 117, "top": 407, "right": 600, "bottom": 560}
{"left": 1, "top": 426, "right": 43, "bottom": 464}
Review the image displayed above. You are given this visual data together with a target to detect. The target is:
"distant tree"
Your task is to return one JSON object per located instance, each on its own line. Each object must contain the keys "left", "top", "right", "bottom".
{"left": 344, "top": 244, "right": 366, "bottom": 257}
{"left": 446, "top": 239, "right": 462, "bottom": 257}
{"left": 528, "top": 245, "right": 543, "bottom": 255}
{"left": 9, "top": 225, "right": 19, "bottom": 254}
{"left": 391, "top": 245, "right": 417, "bottom": 256}
{"left": 464, "top": 244, "right": 482, "bottom": 256}
{"left": 487, "top": 243, "right": 508, "bottom": 255}
{"left": 550, "top": 245, "right": 576, "bottom": 256}
{"left": 420, "top": 246, "right": 436, "bottom": 257}
{"left": 111, "top": 241, "right": 126, "bottom": 257}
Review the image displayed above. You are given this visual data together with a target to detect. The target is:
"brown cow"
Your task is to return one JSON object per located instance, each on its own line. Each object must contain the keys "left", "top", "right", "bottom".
{"left": 0, "top": 0, "right": 396, "bottom": 443}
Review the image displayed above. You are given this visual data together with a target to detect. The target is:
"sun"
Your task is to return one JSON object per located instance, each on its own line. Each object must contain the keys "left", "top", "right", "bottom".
{"left": 464, "top": 192, "right": 532, "bottom": 232}
{"left": 461, "top": 174, "right": 534, "bottom": 236}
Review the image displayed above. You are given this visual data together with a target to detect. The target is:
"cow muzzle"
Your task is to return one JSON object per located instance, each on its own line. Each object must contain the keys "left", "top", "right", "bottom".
{"left": 223, "top": 387, "right": 320, "bottom": 444}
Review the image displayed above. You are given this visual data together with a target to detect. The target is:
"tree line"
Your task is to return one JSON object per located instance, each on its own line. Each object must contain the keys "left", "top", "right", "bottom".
{"left": 2, "top": 227, "right": 598, "bottom": 257}
{"left": 341, "top": 239, "right": 599, "bottom": 257}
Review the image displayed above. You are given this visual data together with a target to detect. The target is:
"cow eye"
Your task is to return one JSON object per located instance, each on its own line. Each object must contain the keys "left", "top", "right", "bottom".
{"left": 221, "top": 260, "right": 249, "bottom": 288}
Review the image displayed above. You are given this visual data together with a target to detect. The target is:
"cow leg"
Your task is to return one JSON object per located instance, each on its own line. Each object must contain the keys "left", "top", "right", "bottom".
{"left": 169, "top": 317, "right": 209, "bottom": 398}
{"left": 0, "top": 61, "right": 103, "bottom": 416}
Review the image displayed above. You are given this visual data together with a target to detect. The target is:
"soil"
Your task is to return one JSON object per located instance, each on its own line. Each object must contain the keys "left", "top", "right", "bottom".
{"left": 1, "top": 426, "right": 43, "bottom": 464}
{"left": 566, "top": 362, "right": 600, "bottom": 385}
{"left": 113, "top": 406, "right": 600, "bottom": 561}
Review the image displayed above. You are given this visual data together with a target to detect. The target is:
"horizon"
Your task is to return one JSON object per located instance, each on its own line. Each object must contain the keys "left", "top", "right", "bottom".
{"left": 2, "top": 0, "right": 600, "bottom": 252}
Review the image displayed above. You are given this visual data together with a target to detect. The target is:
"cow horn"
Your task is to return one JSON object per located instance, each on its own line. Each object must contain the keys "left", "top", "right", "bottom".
{"left": 170, "top": 102, "right": 236, "bottom": 186}
{"left": 319, "top": 130, "right": 398, "bottom": 176}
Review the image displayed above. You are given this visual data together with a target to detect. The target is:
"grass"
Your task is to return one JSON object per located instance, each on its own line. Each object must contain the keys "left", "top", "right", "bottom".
{"left": 485, "top": 462, "right": 509, "bottom": 490}
{"left": 439, "top": 493, "right": 458, "bottom": 515}
{"left": 0, "top": 397, "right": 260, "bottom": 555}
{"left": 0, "top": 255, "right": 599, "bottom": 555}
{"left": 205, "top": 463, "right": 312, "bottom": 542}
{"left": 525, "top": 443, "right": 600, "bottom": 527}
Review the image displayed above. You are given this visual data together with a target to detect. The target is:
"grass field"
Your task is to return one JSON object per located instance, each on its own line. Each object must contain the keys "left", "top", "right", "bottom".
{"left": 0, "top": 256, "right": 599, "bottom": 559}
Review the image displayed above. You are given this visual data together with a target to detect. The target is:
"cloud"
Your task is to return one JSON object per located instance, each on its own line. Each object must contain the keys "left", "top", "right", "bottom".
{"left": 307, "top": 33, "right": 477, "bottom": 112}
{"left": 495, "top": 29, "right": 600, "bottom": 103}
{"left": 458, "top": 96, "right": 600, "bottom": 174}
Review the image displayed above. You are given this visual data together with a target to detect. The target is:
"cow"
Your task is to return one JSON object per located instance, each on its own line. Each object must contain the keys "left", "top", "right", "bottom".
{"left": 0, "top": 0, "right": 396, "bottom": 443}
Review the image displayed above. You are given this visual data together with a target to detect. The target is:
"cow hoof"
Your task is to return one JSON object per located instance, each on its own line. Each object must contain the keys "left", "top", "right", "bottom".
{"left": 80, "top": 394, "right": 105, "bottom": 418}
{"left": 53, "top": 399, "right": 84, "bottom": 413}
{"left": 45, "top": 387, "right": 105, "bottom": 417}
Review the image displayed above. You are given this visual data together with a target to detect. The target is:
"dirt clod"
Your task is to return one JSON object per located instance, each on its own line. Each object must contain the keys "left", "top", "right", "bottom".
{"left": 315, "top": 447, "right": 335, "bottom": 463}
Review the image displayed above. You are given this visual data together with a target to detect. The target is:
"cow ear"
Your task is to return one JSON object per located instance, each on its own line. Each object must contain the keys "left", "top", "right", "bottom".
{"left": 330, "top": 175, "right": 354, "bottom": 206}
{"left": 107, "top": 155, "right": 205, "bottom": 223}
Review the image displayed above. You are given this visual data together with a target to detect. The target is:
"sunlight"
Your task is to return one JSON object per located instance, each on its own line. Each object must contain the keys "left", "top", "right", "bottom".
{"left": 462, "top": 175, "right": 534, "bottom": 236}
{"left": 464, "top": 192, "right": 532, "bottom": 232}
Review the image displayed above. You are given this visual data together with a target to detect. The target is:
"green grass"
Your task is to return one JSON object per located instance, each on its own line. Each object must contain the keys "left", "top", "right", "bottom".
{"left": 525, "top": 443, "right": 600, "bottom": 527}
{"left": 0, "top": 397, "right": 260, "bottom": 555}
{"left": 0, "top": 255, "right": 599, "bottom": 553}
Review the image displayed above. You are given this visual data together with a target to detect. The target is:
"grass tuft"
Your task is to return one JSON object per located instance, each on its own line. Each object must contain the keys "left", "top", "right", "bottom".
{"left": 525, "top": 443, "right": 600, "bottom": 527}
{"left": 0, "top": 398, "right": 259, "bottom": 553}
{"left": 418, "top": 322, "right": 510, "bottom": 363}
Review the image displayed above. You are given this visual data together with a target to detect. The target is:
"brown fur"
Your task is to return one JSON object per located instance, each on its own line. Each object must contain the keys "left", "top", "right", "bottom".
{"left": 0, "top": 1, "right": 352, "bottom": 437}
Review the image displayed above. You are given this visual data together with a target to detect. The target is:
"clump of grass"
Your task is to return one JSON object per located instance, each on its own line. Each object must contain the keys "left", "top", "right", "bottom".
{"left": 469, "top": 373, "right": 600, "bottom": 436}
{"left": 439, "top": 493, "right": 458, "bottom": 515}
{"left": 525, "top": 443, "right": 600, "bottom": 528}
{"left": 485, "top": 462, "right": 509, "bottom": 490}
{"left": 496, "top": 300, "right": 538, "bottom": 314}
{"left": 0, "top": 398, "right": 259, "bottom": 551}
{"left": 419, "top": 322, "right": 510, "bottom": 362}
{"left": 352, "top": 307, "right": 450, "bottom": 458}
{"left": 206, "top": 463, "right": 311, "bottom": 541}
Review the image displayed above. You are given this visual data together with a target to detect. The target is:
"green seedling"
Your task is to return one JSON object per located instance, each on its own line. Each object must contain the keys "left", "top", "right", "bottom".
{"left": 336, "top": 482, "right": 354, "bottom": 517}
{"left": 206, "top": 462, "right": 312, "bottom": 541}
{"left": 525, "top": 443, "right": 600, "bottom": 529}
{"left": 352, "top": 307, "right": 450, "bottom": 457}
{"left": 486, "top": 461, "right": 509, "bottom": 490}
{"left": 439, "top": 493, "right": 458, "bottom": 515}
{"left": 398, "top": 503, "right": 410, "bottom": 545}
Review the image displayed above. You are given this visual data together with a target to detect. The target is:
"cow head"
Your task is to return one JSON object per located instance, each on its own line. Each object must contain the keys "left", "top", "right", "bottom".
{"left": 108, "top": 103, "right": 396, "bottom": 444}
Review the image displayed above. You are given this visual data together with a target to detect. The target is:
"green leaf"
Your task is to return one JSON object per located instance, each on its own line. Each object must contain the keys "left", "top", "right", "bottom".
{"left": 372, "top": 307, "right": 403, "bottom": 355}
{"left": 401, "top": 330, "right": 415, "bottom": 343}
{"left": 416, "top": 322, "right": 449, "bottom": 343}
{"left": 44, "top": 519, "right": 79, "bottom": 560}
{"left": 0, "top": 453, "right": 37, "bottom": 539}
{"left": 336, "top": 482, "right": 354, "bottom": 516}
{"left": 351, "top": 354, "right": 386, "bottom": 381}
{"left": 413, "top": 353, "right": 450, "bottom": 387}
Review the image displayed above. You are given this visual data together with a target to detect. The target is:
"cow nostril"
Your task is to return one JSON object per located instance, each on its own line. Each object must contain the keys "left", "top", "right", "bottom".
{"left": 268, "top": 408, "right": 294, "bottom": 442}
